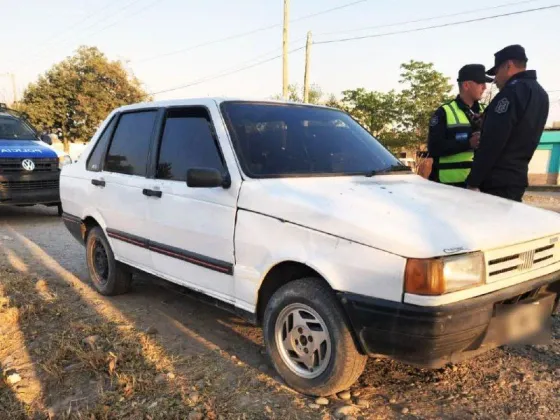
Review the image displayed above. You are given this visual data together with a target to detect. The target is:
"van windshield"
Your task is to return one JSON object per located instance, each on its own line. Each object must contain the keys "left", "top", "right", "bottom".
{"left": 220, "top": 101, "right": 404, "bottom": 178}
{"left": 0, "top": 116, "right": 38, "bottom": 140}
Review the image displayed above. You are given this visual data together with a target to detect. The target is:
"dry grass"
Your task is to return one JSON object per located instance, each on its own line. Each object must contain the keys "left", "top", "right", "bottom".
{"left": 0, "top": 263, "right": 202, "bottom": 419}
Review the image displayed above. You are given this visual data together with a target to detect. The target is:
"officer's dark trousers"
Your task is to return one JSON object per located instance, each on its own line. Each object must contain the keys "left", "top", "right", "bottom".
{"left": 481, "top": 186, "right": 525, "bottom": 202}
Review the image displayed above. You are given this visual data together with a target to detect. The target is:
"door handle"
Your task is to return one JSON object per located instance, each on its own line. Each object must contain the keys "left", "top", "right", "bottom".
{"left": 142, "top": 188, "right": 162, "bottom": 198}
{"left": 91, "top": 179, "right": 105, "bottom": 187}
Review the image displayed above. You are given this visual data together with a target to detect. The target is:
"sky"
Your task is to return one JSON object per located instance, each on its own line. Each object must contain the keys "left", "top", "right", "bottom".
{"left": 1, "top": 0, "right": 559, "bottom": 125}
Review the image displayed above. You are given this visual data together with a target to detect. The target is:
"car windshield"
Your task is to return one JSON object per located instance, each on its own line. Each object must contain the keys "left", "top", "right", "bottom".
{"left": 221, "top": 101, "right": 404, "bottom": 178}
{"left": 0, "top": 116, "right": 37, "bottom": 140}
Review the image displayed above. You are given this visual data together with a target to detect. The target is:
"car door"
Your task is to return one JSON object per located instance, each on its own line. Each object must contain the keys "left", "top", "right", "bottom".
{"left": 144, "top": 106, "right": 239, "bottom": 302}
{"left": 92, "top": 109, "right": 159, "bottom": 271}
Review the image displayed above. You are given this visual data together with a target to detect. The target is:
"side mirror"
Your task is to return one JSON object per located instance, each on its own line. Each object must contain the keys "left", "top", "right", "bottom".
{"left": 186, "top": 168, "right": 231, "bottom": 188}
{"left": 40, "top": 134, "right": 52, "bottom": 145}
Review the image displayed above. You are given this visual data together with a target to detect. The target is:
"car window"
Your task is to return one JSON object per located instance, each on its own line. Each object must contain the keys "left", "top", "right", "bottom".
{"left": 0, "top": 116, "right": 37, "bottom": 140}
{"left": 87, "top": 115, "right": 117, "bottom": 172}
{"left": 220, "top": 102, "right": 402, "bottom": 178}
{"left": 156, "top": 107, "right": 224, "bottom": 181}
{"left": 104, "top": 111, "right": 157, "bottom": 176}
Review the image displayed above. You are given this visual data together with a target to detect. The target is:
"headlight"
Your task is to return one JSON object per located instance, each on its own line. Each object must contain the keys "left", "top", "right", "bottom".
{"left": 59, "top": 155, "right": 72, "bottom": 169}
{"left": 405, "top": 252, "right": 485, "bottom": 295}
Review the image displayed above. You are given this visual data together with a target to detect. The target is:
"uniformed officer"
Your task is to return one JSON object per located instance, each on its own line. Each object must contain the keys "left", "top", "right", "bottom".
{"left": 427, "top": 64, "right": 492, "bottom": 187}
{"left": 466, "top": 45, "right": 549, "bottom": 202}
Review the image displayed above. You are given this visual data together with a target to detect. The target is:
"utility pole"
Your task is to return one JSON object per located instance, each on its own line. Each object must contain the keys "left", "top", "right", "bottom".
{"left": 0, "top": 73, "right": 17, "bottom": 105}
{"left": 282, "top": 0, "right": 290, "bottom": 100}
{"left": 10, "top": 73, "right": 17, "bottom": 105}
{"left": 303, "top": 31, "right": 312, "bottom": 103}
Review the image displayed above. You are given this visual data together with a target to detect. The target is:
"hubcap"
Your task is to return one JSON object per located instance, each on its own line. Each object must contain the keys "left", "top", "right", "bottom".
{"left": 92, "top": 240, "right": 109, "bottom": 284}
{"left": 275, "top": 303, "right": 331, "bottom": 379}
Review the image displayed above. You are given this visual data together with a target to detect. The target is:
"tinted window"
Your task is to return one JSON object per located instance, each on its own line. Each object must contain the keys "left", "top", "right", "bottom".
{"left": 87, "top": 116, "right": 117, "bottom": 172}
{"left": 0, "top": 116, "right": 37, "bottom": 140}
{"left": 221, "top": 102, "right": 402, "bottom": 178}
{"left": 105, "top": 111, "right": 157, "bottom": 176}
{"left": 156, "top": 108, "right": 224, "bottom": 181}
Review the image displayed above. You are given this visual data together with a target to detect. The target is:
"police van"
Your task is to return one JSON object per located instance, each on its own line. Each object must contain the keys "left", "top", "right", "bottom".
{"left": 0, "top": 103, "right": 72, "bottom": 215}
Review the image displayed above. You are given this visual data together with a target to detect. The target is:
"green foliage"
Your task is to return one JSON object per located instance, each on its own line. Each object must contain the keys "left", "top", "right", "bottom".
{"left": 273, "top": 83, "right": 324, "bottom": 104}
{"left": 18, "top": 46, "right": 151, "bottom": 143}
{"left": 341, "top": 60, "right": 453, "bottom": 151}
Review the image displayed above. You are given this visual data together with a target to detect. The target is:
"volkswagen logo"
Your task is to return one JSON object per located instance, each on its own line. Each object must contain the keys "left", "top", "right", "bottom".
{"left": 21, "top": 159, "right": 35, "bottom": 171}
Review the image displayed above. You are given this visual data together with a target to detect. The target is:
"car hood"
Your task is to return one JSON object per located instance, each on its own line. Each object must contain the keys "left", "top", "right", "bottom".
{"left": 238, "top": 175, "right": 560, "bottom": 259}
{"left": 0, "top": 139, "right": 59, "bottom": 158}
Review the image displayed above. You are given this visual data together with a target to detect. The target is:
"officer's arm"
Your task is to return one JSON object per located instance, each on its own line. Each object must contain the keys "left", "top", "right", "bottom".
{"left": 427, "top": 108, "right": 471, "bottom": 158}
{"left": 466, "top": 90, "right": 518, "bottom": 188}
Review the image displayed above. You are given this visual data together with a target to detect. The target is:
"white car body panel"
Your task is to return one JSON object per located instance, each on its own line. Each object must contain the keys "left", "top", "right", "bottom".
{"left": 60, "top": 97, "right": 560, "bottom": 314}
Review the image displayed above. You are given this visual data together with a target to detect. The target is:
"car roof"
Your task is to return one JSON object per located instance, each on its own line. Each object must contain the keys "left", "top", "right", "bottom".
{"left": 115, "top": 97, "right": 335, "bottom": 113}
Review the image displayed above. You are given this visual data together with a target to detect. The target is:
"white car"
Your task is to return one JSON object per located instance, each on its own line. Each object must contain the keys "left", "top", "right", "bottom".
{"left": 60, "top": 98, "right": 560, "bottom": 396}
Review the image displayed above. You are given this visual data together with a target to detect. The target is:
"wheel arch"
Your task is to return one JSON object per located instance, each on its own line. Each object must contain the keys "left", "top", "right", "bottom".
{"left": 256, "top": 260, "right": 334, "bottom": 324}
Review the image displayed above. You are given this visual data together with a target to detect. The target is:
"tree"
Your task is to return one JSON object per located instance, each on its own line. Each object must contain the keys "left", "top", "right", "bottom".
{"left": 19, "top": 46, "right": 150, "bottom": 145}
{"left": 272, "top": 83, "right": 324, "bottom": 104}
{"left": 397, "top": 60, "right": 454, "bottom": 149}
{"left": 339, "top": 60, "right": 453, "bottom": 151}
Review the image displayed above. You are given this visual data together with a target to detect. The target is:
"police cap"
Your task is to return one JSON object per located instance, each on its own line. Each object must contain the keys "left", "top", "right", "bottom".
{"left": 457, "top": 64, "right": 493, "bottom": 84}
{"left": 486, "top": 44, "right": 528, "bottom": 76}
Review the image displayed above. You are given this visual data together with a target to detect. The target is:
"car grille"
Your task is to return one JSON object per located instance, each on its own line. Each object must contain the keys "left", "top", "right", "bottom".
{"left": 0, "top": 179, "right": 60, "bottom": 191}
{"left": 0, "top": 158, "right": 58, "bottom": 173}
{"left": 485, "top": 235, "right": 560, "bottom": 283}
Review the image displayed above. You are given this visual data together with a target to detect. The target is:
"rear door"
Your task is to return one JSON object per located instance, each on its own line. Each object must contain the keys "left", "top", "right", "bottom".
{"left": 145, "top": 106, "right": 240, "bottom": 301}
{"left": 93, "top": 109, "right": 160, "bottom": 271}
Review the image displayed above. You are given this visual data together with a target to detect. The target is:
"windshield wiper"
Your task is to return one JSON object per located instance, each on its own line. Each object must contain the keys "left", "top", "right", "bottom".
{"left": 365, "top": 164, "right": 412, "bottom": 177}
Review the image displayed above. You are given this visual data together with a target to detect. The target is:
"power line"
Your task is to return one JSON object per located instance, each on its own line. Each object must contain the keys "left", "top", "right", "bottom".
{"left": 151, "top": 46, "right": 305, "bottom": 95}
{"left": 84, "top": 0, "right": 165, "bottom": 37}
{"left": 315, "top": 5, "right": 560, "bottom": 45}
{"left": 19, "top": 0, "right": 157, "bottom": 70}
{"left": 133, "top": 0, "right": 369, "bottom": 64}
{"left": 316, "top": 0, "right": 540, "bottom": 36}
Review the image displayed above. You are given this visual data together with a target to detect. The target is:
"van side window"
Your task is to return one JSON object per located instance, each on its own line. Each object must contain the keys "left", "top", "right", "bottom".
{"left": 156, "top": 107, "right": 224, "bottom": 181}
{"left": 87, "top": 116, "right": 117, "bottom": 172}
{"left": 104, "top": 111, "right": 157, "bottom": 176}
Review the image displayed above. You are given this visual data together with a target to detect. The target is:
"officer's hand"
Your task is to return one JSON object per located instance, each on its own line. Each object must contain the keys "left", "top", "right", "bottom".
{"left": 469, "top": 132, "right": 481, "bottom": 149}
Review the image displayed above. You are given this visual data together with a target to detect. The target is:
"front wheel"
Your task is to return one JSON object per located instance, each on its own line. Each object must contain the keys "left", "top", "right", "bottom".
{"left": 86, "top": 226, "right": 131, "bottom": 296}
{"left": 263, "top": 278, "right": 367, "bottom": 396}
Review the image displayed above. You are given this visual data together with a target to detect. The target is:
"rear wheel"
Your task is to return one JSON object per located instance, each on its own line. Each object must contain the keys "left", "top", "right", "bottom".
{"left": 263, "top": 278, "right": 367, "bottom": 396}
{"left": 86, "top": 226, "right": 131, "bottom": 296}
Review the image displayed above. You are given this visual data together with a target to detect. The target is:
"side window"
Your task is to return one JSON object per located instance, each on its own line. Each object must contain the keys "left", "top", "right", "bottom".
{"left": 104, "top": 111, "right": 157, "bottom": 176}
{"left": 156, "top": 107, "right": 224, "bottom": 181}
{"left": 87, "top": 115, "right": 117, "bottom": 172}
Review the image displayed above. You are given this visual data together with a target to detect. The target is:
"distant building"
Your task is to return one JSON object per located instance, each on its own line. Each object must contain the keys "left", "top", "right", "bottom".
{"left": 528, "top": 128, "right": 560, "bottom": 185}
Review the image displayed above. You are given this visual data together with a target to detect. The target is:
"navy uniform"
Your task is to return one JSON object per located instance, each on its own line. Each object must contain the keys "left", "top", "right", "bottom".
{"left": 466, "top": 45, "right": 550, "bottom": 201}
{"left": 427, "top": 65, "right": 491, "bottom": 187}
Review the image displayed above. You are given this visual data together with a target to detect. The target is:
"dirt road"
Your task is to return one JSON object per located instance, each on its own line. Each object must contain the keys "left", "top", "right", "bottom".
{"left": 0, "top": 197, "right": 559, "bottom": 419}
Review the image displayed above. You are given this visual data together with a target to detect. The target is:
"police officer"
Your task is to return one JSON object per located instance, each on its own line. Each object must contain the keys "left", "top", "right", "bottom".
{"left": 466, "top": 45, "right": 549, "bottom": 202}
{"left": 427, "top": 64, "right": 492, "bottom": 187}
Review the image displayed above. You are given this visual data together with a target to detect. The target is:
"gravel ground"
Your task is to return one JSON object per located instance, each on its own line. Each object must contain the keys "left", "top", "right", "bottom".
{"left": 0, "top": 196, "right": 559, "bottom": 419}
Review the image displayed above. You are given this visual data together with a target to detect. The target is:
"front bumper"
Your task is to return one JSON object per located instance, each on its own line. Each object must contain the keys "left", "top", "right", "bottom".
{"left": 339, "top": 271, "right": 560, "bottom": 368}
{"left": 0, "top": 171, "right": 60, "bottom": 205}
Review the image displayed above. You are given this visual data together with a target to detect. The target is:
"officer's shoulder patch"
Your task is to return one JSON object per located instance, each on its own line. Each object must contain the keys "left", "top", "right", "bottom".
{"left": 509, "top": 79, "right": 519, "bottom": 86}
{"left": 495, "top": 97, "right": 510, "bottom": 114}
{"left": 430, "top": 115, "right": 439, "bottom": 126}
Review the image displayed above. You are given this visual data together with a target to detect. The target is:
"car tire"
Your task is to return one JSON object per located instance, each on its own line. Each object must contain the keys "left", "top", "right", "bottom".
{"left": 86, "top": 226, "right": 131, "bottom": 296}
{"left": 263, "top": 277, "right": 367, "bottom": 396}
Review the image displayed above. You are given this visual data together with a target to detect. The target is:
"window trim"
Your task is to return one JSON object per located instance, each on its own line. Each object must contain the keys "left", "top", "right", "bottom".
{"left": 86, "top": 114, "right": 118, "bottom": 172}
{"left": 219, "top": 100, "right": 402, "bottom": 180}
{"left": 102, "top": 107, "right": 161, "bottom": 178}
{"left": 150, "top": 105, "right": 230, "bottom": 183}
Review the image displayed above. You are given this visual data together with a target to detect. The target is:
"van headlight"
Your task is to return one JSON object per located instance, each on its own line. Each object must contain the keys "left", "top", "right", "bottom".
{"left": 405, "top": 252, "right": 485, "bottom": 295}
{"left": 59, "top": 155, "right": 72, "bottom": 169}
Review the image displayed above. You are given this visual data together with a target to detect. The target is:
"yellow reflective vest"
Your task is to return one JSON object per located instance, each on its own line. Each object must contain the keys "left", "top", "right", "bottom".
{"left": 438, "top": 100, "right": 485, "bottom": 185}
